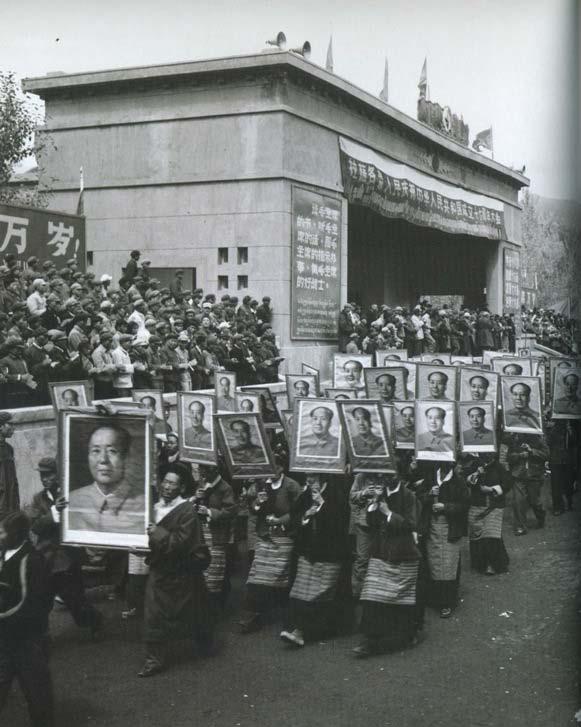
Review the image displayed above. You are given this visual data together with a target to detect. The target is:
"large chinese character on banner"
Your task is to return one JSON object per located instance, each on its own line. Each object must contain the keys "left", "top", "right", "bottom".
{"left": 0, "top": 202, "right": 86, "bottom": 269}
{"left": 291, "top": 187, "right": 342, "bottom": 341}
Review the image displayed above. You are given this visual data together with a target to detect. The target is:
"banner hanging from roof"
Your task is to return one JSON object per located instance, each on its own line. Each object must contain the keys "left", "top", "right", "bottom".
{"left": 339, "top": 137, "right": 506, "bottom": 240}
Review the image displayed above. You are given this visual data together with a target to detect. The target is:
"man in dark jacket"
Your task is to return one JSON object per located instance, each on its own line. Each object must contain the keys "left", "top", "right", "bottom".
{"left": 505, "top": 432, "right": 549, "bottom": 535}
{"left": 26, "top": 457, "right": 103, "bottom": 639}
{"left": 0, "top": 511, "right": 54, "bottom": 727}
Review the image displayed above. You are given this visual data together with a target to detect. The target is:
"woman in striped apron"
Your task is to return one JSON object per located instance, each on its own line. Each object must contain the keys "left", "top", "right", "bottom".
{"left": 238, "top": 457, "right": 301, "bottom": 634}
{"left": 353, "top": 474, "right": 421, "bottom": 657}
{"left": 462, "top": 453, "right": 511, "bottom": 575}
{"left": 417, "top": 464, "right": 470, "bottom": 619}
{"left": 280, "top": 473, "right": 350, "bottom": 647}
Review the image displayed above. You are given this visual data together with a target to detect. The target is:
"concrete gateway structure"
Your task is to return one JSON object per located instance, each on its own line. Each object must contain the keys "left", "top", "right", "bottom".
{"left": 23, "top": 51, "right": 528, "bottom": 375}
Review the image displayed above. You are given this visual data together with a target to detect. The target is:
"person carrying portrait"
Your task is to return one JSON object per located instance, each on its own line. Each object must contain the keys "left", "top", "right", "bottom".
{"left": 416, "top": 463, "right": 469, "bottom": 618}
{"left": 26, "top": 457, "right": 105, "bottom": 639}
{"left": 238, "top": 452, "right": 301, "bottom": 634}
{"left": 193, "top": 463, "right": 238, "bottom": 609}
{"left": 349, "top": 472, "right": 381, "bottom": 599}
{"left": 0, "top": 412, "right": 20, "bottom": 523}
{"left": 546, "top": 418, "right": 578, "bottom": 515}
{"left": 280, "top": 473, "right": 350, "bottom": 648}
{"left": 505, "top": 432, "right": 549, "bottom": 535}
{"left": 352, "top": 471, "right": 422, "bottom": 657}
{"left": 299, "top": 405, "right": 340, "bottom": 456}
{"left": 504, "top": 382, "right": 541, "bottom": 430}
{"left": 460, "top": 453, "right": 512, "bottom": 575}
{"left": 0, "top": 511, "right": 55, "bottom": 727}
{"left": 139, "top": 463, "right": 212, "bottom": 678}
{"left": 350, "top": 407, "right": 385, "bottom": 456}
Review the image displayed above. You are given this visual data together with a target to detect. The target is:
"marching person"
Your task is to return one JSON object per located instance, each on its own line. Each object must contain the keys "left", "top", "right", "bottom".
{"left": 238, "top": 452, "right": 301, "bottom": 633}
{"left": 26, "top": 457, "right": 104, "bottom": 638}
{"left": 546, "top": 418, "right": 578, "bottom": 515}
{"left": 139, "top": 463, "right": 212, "bottom": 677}
{"left": 462, "top": 453, "right": 512, "bottom": 575}
{"left": 505, "top": 432, "right": 549, "bottom": 535}
{"left": 353, "top": 472, "right": 422, "bottom": 657}
{"left": 349, "top": 471, "right": 381, "bottom": 599}
{"left": 280, "top": 473, "right": 350, "bottom": 648}
{"left": 416, "top": 463, "right": 469, "bottom": 619}
{"left": 0, "top": 511, "right": 54, "bottom": 727}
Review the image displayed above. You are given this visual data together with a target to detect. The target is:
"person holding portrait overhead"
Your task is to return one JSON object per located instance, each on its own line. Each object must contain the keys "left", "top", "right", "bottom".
{"left": 183, "top": 400, "right": 212, "bottom": 449}
{"left": 217, "top": 376, "right": 236, "bottom": 412}
{"left": 350, "top": 408, "right": 386, "bottom": 456}
{"left": 468, "top": 375, "right": 490, "bottom": 402}
{"left": 505, "top": 432, "right": 549, "bottom": 536}
{"left": 505, "top": 383, "right": 541, "bottom": 430}
{"left": 462, "top": 407, "right": 494, "bottom": 447}
{"left": 67, "top": 424, "right": 146, "bottom": 535}
{"left": 299, "top": 407, "right": 340, "bottom": 457}
{"left": 417, "top": 407, "right": 454, "bottom": 453}
{"left": 395, "top": 406, "right": 415, "bottom": 445}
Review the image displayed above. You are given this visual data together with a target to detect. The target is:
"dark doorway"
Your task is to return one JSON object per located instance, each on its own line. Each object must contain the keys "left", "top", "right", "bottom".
{"left": 348, "top": 204, "right": 491, "bottom": 310}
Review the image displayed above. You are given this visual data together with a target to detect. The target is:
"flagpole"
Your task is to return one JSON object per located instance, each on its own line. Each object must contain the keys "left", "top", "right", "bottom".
{"left": 491, "top": 127, "right": 494, "bottom": 161}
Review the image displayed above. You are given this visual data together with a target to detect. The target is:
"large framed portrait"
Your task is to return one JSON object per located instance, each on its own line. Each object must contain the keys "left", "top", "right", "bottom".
{"left": 301, "top": 363, "right": 320, "bottom": 394}
{"left": 364, "top": 366, "right": 407, "bottom": 402}
{"left": 337, "top": 399, "right": 396, "bottom": 473}
{"left": 415, "top": 400, "right": 457, "bottom": 462}
{"left": 236, "top": 391, "right": 261, "bottom": 414}
{"left": 177, "top": 392, "right": 217, "bottom": 464}
{"left": 290, "top": 398, "right": 346, "bottom": 474}
{"left": 482, "top": 350, "right": 508, "bottom": 368}
{"left": 416, "top": 363, "right": 458, "bottom": 402}
{"left": 215, "top": 371, "right": 238, "bottom": 413}
{"left": 215, "top": 412, "right": 276, "bottom": 479}
{"left": 384, "top": 360, "right": 416, "bottom": 399}
{"left": 59, "top": 410, "right": 154, "bottom": 550}
{"left": 241, "top": 386, "right": 283, "bottom": 428}
{"left": 458, "top": 401, "right": 497, "bottom": 454}
{"left": 50, "top": 380, "right": 92, "bottom": 412}
{"left": 421, "top": 353, "right": 452, "bottom": 365}
{"left": 500, "top": 376, "right": 543, "bottom": 434}
{"left": 383, "top": 350, "right": 409, "bottom": 362}
{"left": 549, "top": 358, "right": 580, "bottom": 398}
{"left": 286, "top": 374, "right": 318, "bottom": 405}
{"left": 325, "top": 388, "right": 359, "bottom": 400}
{"left": 492, "top": 357, "right": 533, "bottom": 377}
{"left": 332, "top": 353, "right": 373, "bottom": 393}
{"left": 458, "top": 369, "right": 499, "bottom": 405}
{"left": 392, "top": 400, "right": 416, "bottom": 450}
{"left": 132, "top": 389, "right": 169, "bottom": 439}
{"left": 551, "top": 365, "right": 581, "bottom": 419}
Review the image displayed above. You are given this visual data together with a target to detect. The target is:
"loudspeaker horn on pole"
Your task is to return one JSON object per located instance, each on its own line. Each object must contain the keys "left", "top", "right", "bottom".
{"left": 290, "top": 41, "right": 311, "bottom": 60}
{"left": 266, "top": 32, "right": 287, "bottom": 50}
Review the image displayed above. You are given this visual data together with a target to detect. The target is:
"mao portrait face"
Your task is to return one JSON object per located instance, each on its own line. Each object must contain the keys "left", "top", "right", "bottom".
{"left": 290, "top": 398, "right": 345, "bottom": 474}
{"left": 177, "top": 393, "right": 216, "bottom": 463}
{"left": 416, "top": 364, "right": 457, "bottom": 402}
{"left": 459, "top": 401, "right": 496, "bottom": 453}
{"left": 333, "top": 354, "right": 372, "bottom": 390}
{"left": 552, "top": 367, "right": 581, "bottom": 419}
{"left": 215, "top": 373, "right": 237, "bottom": 412}
{"left": 286, "top": 374, "right": 318, "bottom": 405}
{"left": 415, "top": 400, "right": 456, "bottom": 462}
{"left": 364, "top": 367, "right": 407, "bottom": 403}
{"left": 325, "top": 388, "right": 358, "bottom": 401}
{"left": 459, "top": 370, "right": 498, "bottom": 404}
{"left": 384, "top": 361, "right": 416, "bottom": 399}
{"left": 219, "top": 415, "right": 268, "bottom": 465}
{"left": 392, "top": 401, "right": 415, "bottom": 449}
{"left": 492, "top": 358, "right": 532, "bottom": 377}
{"left": 132, "top": 390, "right": 164, "bottom": 418}
{"left": 51, "top": 381, "right": 89, "bottom": 412}
{"left": 336, "top": 400, "right": 394, "bottom": 472}
{"left": 500, "top": 376, "right": 543, "bottom": 433}
{"left": 236, "top": 392, "right": 261, "bottom": 414}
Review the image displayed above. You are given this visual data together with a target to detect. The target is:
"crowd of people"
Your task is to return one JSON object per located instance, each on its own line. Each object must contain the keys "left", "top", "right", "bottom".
{"left": 0, "top": 250, "right": 281, "bottom": 409}
{"left": 0, "top": 253, "right": 579, "bottom": 727}
{"left": 338, "top": 300, "right": 577, "bottom": 357}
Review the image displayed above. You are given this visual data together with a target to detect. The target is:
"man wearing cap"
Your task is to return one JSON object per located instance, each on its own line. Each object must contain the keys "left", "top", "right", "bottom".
{"left": 26, "top": 279, "right": 48, "bottom": 318}
{"left": 140, "top": 259, "right": 151, "bottom": 282}
{"left": 0, "top": 412, "right": 20, "bottom": 521}
{"left": 111, "top": 334, "right": 135, "bottom": 396}
{"left": 27, "top": 457, "right": 104, "bottom": 639}
{"left": 160, "top": 333, "right": 181, "bottom": 392}
{"left": 462, "top": 406, "right": 494, "bottom": 446}
{"left": 299, "top": 406, "right": 340, "bottom": 456}
{"left": 92, "top": 332, "right": 116, "bottom": 400}
{"left": 170, "top": 269, "right": 184, "bottom": 301}
{"left": 25, "top": 327, "right": 52, "bottom": 405}
{"left": 417, "top": 407, "right": 454, "bottom": 453}
{"left": 176, "top": 331, "right": 194, "bottom": 391}
{"left": 41, "top": 293, "right": 64, "bottom": 331}
{"left": 127, "top": 299, "right": 148, "bottom": 339}
{"left": 123, "top": 250, "right": 141, "bottom": 285}
{"left": 0, "top": 338, "right": 37, "bottom": 407}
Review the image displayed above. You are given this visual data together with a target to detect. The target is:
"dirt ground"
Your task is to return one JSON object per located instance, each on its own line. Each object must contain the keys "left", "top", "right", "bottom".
{"left": 4, "top": 492, "right": 580, "bottom": 727}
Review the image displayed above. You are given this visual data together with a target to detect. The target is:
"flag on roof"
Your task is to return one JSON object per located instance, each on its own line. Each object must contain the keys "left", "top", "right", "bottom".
{"left": 418, "top": 58, "right": 427, "bottom": 97}
{"left": 325, "top": 36, "right": 333, "bottom": 73}
{"left": 472, "top": 127, "right": 493, "bottom": 153}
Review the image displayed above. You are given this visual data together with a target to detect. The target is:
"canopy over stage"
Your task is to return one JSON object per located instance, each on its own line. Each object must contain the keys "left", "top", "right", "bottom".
{"left": 23, "top": 51, "right": 529, "bottom": 375}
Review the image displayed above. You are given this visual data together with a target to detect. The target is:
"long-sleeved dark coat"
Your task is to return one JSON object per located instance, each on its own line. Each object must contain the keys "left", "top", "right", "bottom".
{"left": 416, "top": 470, "right": 470, "bottom": 542}
{"left": 26, "top": 490, "right": 78, "bottom": 573}
{"left": 505, "top": 433, "right": 549, "bottom": 481}
{"left": 291, "top": 483, "right": 350, "bottom": 564}
{"left": 251, "top": 475, "right": 302, "bottom": 539}
{"left": 366, "top": 484, "right": 421, "bottom": 564}
{"left": 196, "top": 477, "right": 238, "bottom": 546}
{"left": 144, "top": 501, "right": 210, "bottom": 643}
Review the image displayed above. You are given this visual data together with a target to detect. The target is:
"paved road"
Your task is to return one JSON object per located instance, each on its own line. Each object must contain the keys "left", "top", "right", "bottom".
{"left": 5, "top": 496, "right": 580, "bottom": 727}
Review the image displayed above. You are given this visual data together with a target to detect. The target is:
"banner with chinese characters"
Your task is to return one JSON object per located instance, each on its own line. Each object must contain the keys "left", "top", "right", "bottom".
{"left": 291, "top": 187, "right": 341, "bottom": 341}
{"left": 0, "top": 203, "right": 85, "bottom": 268}
{"left": 503, "top": 248, "right": 521, "bottom": 312}
{"left": 339, "top": 137, "right": 506, "bottom": 241}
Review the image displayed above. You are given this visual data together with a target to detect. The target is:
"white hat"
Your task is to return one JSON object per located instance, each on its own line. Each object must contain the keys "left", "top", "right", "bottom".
{"left": 100, "top": 274, "right": 112, "bottom": 283}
